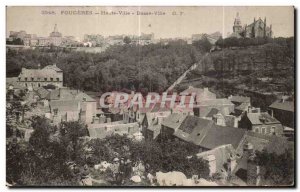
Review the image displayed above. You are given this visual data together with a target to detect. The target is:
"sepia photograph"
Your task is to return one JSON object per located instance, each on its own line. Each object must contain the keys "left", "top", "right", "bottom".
{"left": 5, "top": 6, "right": 295, "bottom": 187}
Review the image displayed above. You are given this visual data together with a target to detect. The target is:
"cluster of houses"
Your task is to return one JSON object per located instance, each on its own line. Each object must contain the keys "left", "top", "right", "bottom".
{"left": 6, "top": 64, "right": 294, "bottom": 186}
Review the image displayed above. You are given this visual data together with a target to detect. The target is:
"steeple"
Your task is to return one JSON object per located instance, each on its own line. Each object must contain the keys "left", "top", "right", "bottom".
{"left": 53, "top": 24, "right": 58, "bottom": 33}
{"left": 234, "top": 12, "right": 241, "bottom": 26}
{"left": 233, "top": 12, "right": 242, "bottom": 34}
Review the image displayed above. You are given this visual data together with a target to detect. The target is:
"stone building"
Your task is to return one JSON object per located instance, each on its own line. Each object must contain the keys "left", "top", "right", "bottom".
{"left": 232, "top": 12, "right": 273, "bottom": 38}
{"left": 49, "top": 24, "right": 62, "bottom": 46}
{"left": 17, "top": 64, "right": 63, "bottom": 90}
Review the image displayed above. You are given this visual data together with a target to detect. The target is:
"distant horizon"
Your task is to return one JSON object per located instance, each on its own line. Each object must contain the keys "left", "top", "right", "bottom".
{"left": 6, "top": 6, "right": 294, "bottom": 40}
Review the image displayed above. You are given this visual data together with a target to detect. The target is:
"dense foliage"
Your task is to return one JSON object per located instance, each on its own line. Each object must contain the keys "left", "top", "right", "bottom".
{"left": 216, "top": 36, "right": 294, "bottom": 51}
{"left": 87, "top": 135, "right": 209, "bottom": 178}
{"left": 6, "top": 116, "right": 209, "bottom": 186}
{"left": 254, "top": 149, "right": 294, "bottom": 186}
{"left": 7, "top": 42, "right": 202, "bottom": 93}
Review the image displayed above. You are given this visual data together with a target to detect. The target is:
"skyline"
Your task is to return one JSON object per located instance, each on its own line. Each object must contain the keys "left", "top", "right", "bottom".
{"left": 6, "top": 6, "right": 294, "bottom": 40}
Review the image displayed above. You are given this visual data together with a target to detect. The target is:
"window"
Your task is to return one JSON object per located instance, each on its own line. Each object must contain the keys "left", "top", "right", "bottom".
{"left": 261, "top": 127, "right": 266, "bottom": 134}
{"left": 266, "top": 127, "right": 271, "bottom": 134}
{"left": 50, "top": 78, "right": 53, "bottom": 81}
{"left": 37, "top": 78, "right": 40, "bottom": 81}
{"left": 25, "top": 77, "right": 28, "bottom": 81}
{"left": 271, "top": 127, "right": 276, "bottom": 135}
{"left": 53, "top": 108, "right": 58, "bottom": 115}
{"left": 31, "top": 77, "right": 34, "bottom": 81}
{"left": 255, "top": 128, "right": 259, "bottom": 133}
{"left": 25, "top": 83, "right": 27, "bottom": 87}
{"left": 44, "top": 78, "right": 47, "bottom": 81}
{"left": 38, "top": 83, "right": 40, "bottom": 87}
{"left": 56, "top": 78, "right": 59, "bottom": 81}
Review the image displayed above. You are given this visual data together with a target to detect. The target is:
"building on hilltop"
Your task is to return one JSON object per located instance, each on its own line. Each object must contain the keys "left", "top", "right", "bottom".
{"left": 231, "top": 12, "right": 273, "bottom": 38}
{"left": 49, "top": 24, "right": 62, "bottom": 46}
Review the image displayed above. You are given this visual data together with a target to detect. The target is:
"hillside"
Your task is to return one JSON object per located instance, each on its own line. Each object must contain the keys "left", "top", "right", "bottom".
{"left": 176, "top": 41, "right": 294, "bottom": 109}
{"left": 6, "top": 42, "right": 203, "bottom": 93}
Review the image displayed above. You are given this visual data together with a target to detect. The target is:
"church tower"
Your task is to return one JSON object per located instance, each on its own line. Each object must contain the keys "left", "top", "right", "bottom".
{"left": 233, "top": 12, "right": 243, "bottom": 35}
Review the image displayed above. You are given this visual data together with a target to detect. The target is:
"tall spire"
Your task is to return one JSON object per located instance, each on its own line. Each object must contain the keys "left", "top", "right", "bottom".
{"left": 54, "top": 24, "right": 58, "bottom": 33}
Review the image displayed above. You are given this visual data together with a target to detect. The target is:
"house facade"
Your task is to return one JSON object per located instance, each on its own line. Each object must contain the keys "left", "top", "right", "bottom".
{"left": 238, "top": 107, "right": 283, "bottom": 136}
{"left": 18, "top": 64, "right": 63, "bottom": 90}
{"left": 268, "top": 100, "right": 294, "bottom": 129}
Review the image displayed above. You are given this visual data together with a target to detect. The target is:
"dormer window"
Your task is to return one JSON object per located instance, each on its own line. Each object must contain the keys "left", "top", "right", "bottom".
{"left": 83, "top": 97, "right": 87, "bottom": 101}
{"left": 50, "top": 78, "right": 53, "bottom": 81}
{"left": 44, "top": 78, "right": 47, "bottom": 81}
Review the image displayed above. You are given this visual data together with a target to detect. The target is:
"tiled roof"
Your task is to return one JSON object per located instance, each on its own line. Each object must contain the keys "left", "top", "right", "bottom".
{"left": 49, "top": 100, "right": 80, "bottom": 111}
{"left": 171, "top": 115, "right": 246, "bottom": 150}
{"left": 206, "top": 108, "right": 219, "bottom": 118}
{"left": 247, "top": 112, "right": 280, "bottom": 125}
{"left": 197, "top": 144, "right": 237, "bottom": 173}
{"left": 161, "top": 113, "right": 188, "bottom": 130}
{"left": 229, "top": 96, "right": 250, "bottom": 103}
{"left": 75, "top": 92, "right": 96, "bottom": 102}
{"left": 43, "top": 64, "right": 62, "bottom": 72}
{"left": 197, "top": 99, "right": 234, "bottom": 106}
{"left": 199, "top": 125, "right": 246, "bottom": 149}
{"left": 35, "top": 87, "right": 49, "bottom": 99}
{"left": 178, "top": 115, "right": 212, "bottom": 134}
{"left": 18, "top": 65, "right": 62, "bottom": 79}
{"left": 88, "top": 122, "right": 139, "bottom": 139}
{"left": 235, "top": 103, "right": 249, "bottom": 111}
{"left": 269, "top": 100, "right": 294, "bottom": 112}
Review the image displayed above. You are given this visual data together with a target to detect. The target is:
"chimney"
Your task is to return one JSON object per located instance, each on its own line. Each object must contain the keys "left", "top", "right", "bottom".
{"left": 248, "top": 106, "right": 252, "bottom": 113}
{"left": 257, "top": 108, "right": 261, "bottom": 113}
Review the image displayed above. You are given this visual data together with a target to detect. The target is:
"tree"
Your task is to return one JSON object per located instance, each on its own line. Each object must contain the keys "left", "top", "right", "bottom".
{"left": 254, "top": 149, "right": 294, "bottom": 186}
{"left": 123, "top": 36, "right": 132, "bottom": 44}
{"left": 59, "top": 121, "right": 88, "bottom": 161}
{"left": 192, "top": 37, "right": 212, "bottom": 52}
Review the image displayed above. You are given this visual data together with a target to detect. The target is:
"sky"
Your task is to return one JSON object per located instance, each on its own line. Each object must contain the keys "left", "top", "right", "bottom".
{"left": 6, "top": 6, "right": 294, "bottom": 40}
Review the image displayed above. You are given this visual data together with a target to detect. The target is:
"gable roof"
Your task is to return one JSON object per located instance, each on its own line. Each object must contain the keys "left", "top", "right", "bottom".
{"left": 269, "top": 100, "right": 294, "bottom": 112}
{"left": 247, "top": 112, "right": 280, "bottom": 125}
{"left": 171, "top": 115, "right": 246, "bottom": 150}
{"left": 199, "top": 125, "right": 246, "bottom": 149}
{"left": 75, "top": 92, "right": 96, "bottom": 102}
{"left": 43, "top": 64, "right": 62, "bottom": 72}
{"left": 206, "top": 108, "right": 219, "bottom": 118}
{"left": 161, "top": 113, "right": 188, "bottom": 130}
{"left": 35, "top": 87, "right": 49, "bottom": 99}
{"left": 18, "top": 65, "right": 62, "bottom": 79}
{"left": 197, "top": 99, "right": 234, "bottom": 106}
{"left": 49, "top": 100, "right": 80, "bottom": 112}
{"left": 229, "top": 96, "right": 250, "bottom": 103}
{"left": 174, "top": 116, "right": 214, "bottom": 145}
{"left": 197, "top": 144, "right": 237, "bottom": 173}
{"left": 235, "top": 103, "right": 249, "bottom": 111}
